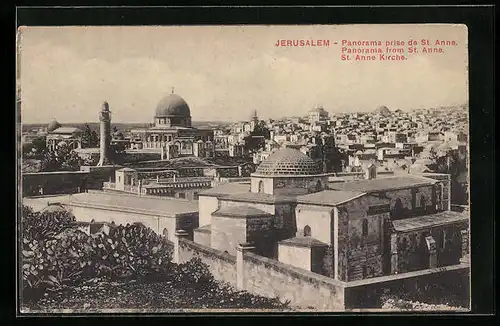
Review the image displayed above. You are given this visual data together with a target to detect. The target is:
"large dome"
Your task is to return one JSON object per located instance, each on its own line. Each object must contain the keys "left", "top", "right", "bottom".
{"left": 155, "top": 93, "right": 191, "bottom": 118}
{"left": 255, "top": 147, "right": 321, "bottom": 176}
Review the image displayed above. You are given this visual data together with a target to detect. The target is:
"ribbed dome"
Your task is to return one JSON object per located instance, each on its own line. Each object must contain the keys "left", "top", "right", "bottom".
{"left": 255, "top": 147, "right": 321, "bottom": 176}
{"left": 155, "top": 93, "right": 191, "bottom": 118}
{"left": 47, "top": 119, "right": 61, "bottom": 132}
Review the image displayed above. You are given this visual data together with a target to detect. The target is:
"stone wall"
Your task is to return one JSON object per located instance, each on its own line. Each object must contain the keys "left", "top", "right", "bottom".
{"left": 344, "top": 199, "right": 387, "bottom": 281}
{"left": 198, "top": 195, "right": 219, "bottom": 227}
{"left": 272, "top": 176, "right": 329, "bottom": 196}
{"left": 278, "top": 245, "right": 311, "bottom": 271}
{"left": 421, "top": 173, "right": 451, "bottom": 210}
{"left": 22, "top": 171, "right": 89, "bottom": 196}
{"left": 336, "top": 195, "right": 390, "bottom": 282}
{"left": 243, "top": 252, "right": 345, "bottom": 311}
{"left": 220, "top": 199, "right": 275, "bottom": 215}
{"left": 344, "top": 264, "right": 470, "bottom": 309}
{"left": 295, "top": 205, "right": 332, "bottom": 244}
{"left": 383, "top": 186, "right": 435, "bottom": 219}
{"left": 396, "top": 222, "right": 467, "bottom": 273}
{"left": 22, "top": 167, "right": 120, "bottom": 197}
{"left": 63, "top": 203, "right": 200, "bottom": 241}
{"left": 210, "top": 215, "right": 247, "bottom": 255}
{"left": 194, "top": 228, "right": 211, "bottom": 247}
{"left": 82, "top": 166, "right": 120, "bottom": 189}
{"left": 178, "top": 238, "right": 237, "bottom": 286}
{"left": 64, "top": 203, "right": 176, "bottom": 236}
{"left": 174, "top": 235, "right": 469, "bottom": 311}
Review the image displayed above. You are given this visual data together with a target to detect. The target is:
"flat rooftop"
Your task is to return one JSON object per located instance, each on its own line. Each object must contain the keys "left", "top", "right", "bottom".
{"left": 279, "top": 236, "right": 328, "bottom": 248}
{"left": 199, "top": 182, "right": 250, "bottom": 197}
{"left": 66, "top": 191, "right": 199, "bottom": 217}
{"left": 296, "top": 190, "right": 365, "bottom": 206}
{"left": 212, "top": 206, "right": 272, "bottom": 218}
{"left": 328, "top": 175, "right": 436, "bottom": 193}
{"left": 392, "top": 210, "right": 469, "bottom": 232}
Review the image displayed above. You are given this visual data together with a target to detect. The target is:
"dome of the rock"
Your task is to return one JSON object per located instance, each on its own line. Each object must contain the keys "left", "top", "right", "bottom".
{"left": 155, "top": 93, "right": 191, "bottom": 118}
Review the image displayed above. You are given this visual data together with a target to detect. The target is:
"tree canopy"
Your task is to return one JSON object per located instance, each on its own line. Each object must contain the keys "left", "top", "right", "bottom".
{"left": 81, "top": 123, "right": 99, "bottom": 148}
{"left": 40, "top": 144, "right": 84, "bottom": 172}
{"left": 243, "top": 121, "right": 271, "bottom": 155}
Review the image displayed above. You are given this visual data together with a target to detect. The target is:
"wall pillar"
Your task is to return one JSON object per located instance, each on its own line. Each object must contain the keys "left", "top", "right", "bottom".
{"left": 390, "top": 233, "right": 398, "bottom": 274}
{"left": 425, "top": 236, "right": 437, "bottom": 268}
{"left": 173, "top": 229, "right": 189, "bottom": 264}
{"left": 460, "top": 229, "right": 469, "bottom": 257}
{"left": 236, "top": 242, "right": 255, "bottom": 291}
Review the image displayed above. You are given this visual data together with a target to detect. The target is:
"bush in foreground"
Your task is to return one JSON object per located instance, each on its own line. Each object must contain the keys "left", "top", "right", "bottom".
{"left": 21, "top": 205, "right": 174, "bottom": 301}
{"left": 21, "top": 205, "right": 291, "bottom": 310}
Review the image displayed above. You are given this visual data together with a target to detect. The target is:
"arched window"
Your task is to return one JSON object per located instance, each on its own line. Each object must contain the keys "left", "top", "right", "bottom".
{"left": 163, "top": 228, "right": 169, "bottom": 240}
{"left": 258, "top": 180, "right": 264, "bottom": 193}
{"left": 315, "top": 180, "right": 322, "bottom": 192}
{"left": 303, "top": 225, "right": 311, "bottom": 237}
{"left": 362, "top": 219, "right": 369, "bottom": 236}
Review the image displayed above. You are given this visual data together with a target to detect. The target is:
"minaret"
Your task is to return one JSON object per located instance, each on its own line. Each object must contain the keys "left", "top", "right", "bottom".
{"left": 97, "top": 101, "right": 112, "bottom": 166}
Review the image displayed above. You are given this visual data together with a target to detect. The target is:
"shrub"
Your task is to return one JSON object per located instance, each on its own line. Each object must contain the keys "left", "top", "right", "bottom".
{"left": 171, "top": 257, "right": 214, "bottom": 288}
{"left": 22, "top": 205, "right": 76, "bottom": 242}
{"left": 21, "top": 206, "right": 174, "bottom": 300}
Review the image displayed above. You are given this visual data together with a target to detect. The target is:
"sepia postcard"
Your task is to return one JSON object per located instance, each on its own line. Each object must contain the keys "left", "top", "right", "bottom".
{"left": 17, "top": 24, "right": 470, "bottom": 314}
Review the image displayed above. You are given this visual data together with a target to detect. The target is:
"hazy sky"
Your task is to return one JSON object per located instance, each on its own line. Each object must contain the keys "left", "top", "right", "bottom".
{"left": 18, "top": 25, "right": 468, "bottom": 124}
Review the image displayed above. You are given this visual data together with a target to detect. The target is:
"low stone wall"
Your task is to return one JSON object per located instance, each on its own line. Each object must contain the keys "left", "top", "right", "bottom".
{"left": 175, "top": 236, "right": 345, "bottom": 310}
{"left": 22, "top": 171, "right": 89, "bottom": 196}
{"left": 243, "top": 252, "right": 345, "bottom": 311}
{"left": 22, "top": 166, "right": 120, "bottom": 196}
{"left": 344, "top": 264, "right": 470, "bottom": 309}
{"left": 178, "top": 238, "right": 237, "bottom": 286}
{"left": 173, "top": 234, "right": 470, "bottom": 311}
{"left": 81, "top": 165, "right": 121, "bottom": 189}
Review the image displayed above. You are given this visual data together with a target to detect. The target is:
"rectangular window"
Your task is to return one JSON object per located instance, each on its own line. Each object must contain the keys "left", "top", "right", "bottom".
{"left": 193, "top": 192, "right": 199, "bottom": 200}
{"left": 178, "top": 192, "right": 186, "bottom": 199}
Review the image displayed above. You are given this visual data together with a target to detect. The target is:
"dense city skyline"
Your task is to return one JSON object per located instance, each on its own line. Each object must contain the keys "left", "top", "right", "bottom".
{"left": 18, "top": 25, "right": 468, "bottom": 124}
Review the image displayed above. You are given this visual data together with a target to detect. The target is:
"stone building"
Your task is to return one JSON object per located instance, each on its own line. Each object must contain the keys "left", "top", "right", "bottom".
{"left": 45, "top": 119, "right": 83, "bottom": 151}
{"left": 194, "top": 147, "right": 468, "bottom": 282}
{"left": 130, "top": 92, "right": 214, "bottom": 157}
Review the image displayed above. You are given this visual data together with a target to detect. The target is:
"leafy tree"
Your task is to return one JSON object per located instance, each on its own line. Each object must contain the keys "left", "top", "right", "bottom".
{"left": 22, "top": 137, "right": 47, "bottom": 159}
{"left": 243, "top": 121, "right": 270, "bottom": 155}
{"left": 22, "top": 143, "right": 35, "bottom": 158}
{"left": 109, "top": 142, "right": 126, "bottom": 165}
{"left": 40, "top": 144, "right": 84, "bottom": 172}
{"left": 81, "top": 124, "right": 92, "bottom": 148}
{"left": 39, "top": 148, "right": 59, "bottom": 172}
{"left": 81, "top": 124, "right": 99, "bottom": 148}
{"left": 90, "top": 130, "right": 99, "bottom": 147}
{"left": 313, "top": 135, "right": 343, "bottom": 173}
{"left": 22, "top": 205, "right": 76, "bottom": 242}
